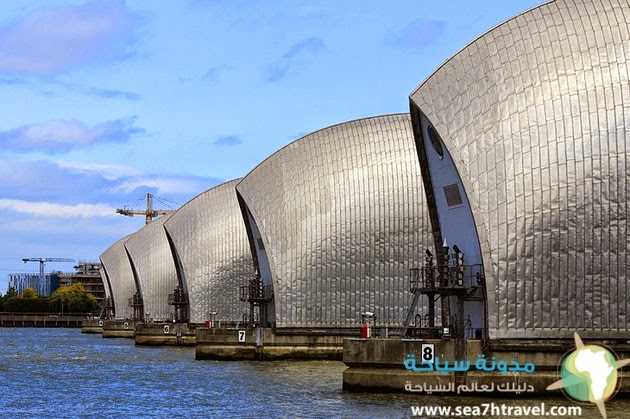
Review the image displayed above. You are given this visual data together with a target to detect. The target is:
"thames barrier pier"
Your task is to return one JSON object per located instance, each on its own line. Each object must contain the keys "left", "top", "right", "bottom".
{"left": 342, "top": 0, "right": 630, "bottom": 395}
{"left": 195, "top": 327, "right": 347, "bottom": 361}
{"left": 88, "top": 1, "right": 630, "bottom": 407}
{"left": 99, "top": 115, "right": 437, "bottom": 354}
{"left": 342, "top": 337, "right": 630, "bottom": 395}
{"left": 134, "top": 322, "right": 195, "bottom": 346}
{"left": 81, "top": 318, "right": 103, "bottom": 334}
{"left": 101, "top": 320, "right": 136, "bottom": 338}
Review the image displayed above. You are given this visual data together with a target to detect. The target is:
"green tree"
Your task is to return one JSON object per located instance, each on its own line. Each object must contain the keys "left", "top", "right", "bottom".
{"left": 5, "top": 294, "right": 50, "bottom": 312}
{"left": 51, "top": 282, "right": 100, "bottom": 314}
{"left": 0, "top": 287, "right": 17, "bottom": 312}
{"left": 22, "top": 287, "right": 37, "bottom": 298}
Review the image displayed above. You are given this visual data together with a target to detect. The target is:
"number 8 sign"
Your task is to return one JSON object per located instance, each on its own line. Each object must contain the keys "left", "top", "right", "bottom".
{"left": 421, "top": 343, "right": 435, "bottom": 363}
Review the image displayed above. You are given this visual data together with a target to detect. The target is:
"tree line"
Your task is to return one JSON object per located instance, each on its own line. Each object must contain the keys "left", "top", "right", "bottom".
{"left": 0, "top": 282, "right": 100, "bottom": 314}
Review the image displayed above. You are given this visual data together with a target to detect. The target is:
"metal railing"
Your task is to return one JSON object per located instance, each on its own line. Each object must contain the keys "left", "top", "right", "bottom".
{"left": 411, "top": 263, "right": 485, "bottom": 290}
{"left": 128, "top": 293, "right": 143, "bottom": 307}
{"left": 239, "top": 282, "right": 273, "bottom": 304}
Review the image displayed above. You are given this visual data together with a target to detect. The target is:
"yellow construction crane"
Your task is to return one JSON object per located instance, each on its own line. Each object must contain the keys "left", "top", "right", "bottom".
{"left": 116, "top": 192, "right": 176, "bottom": 224}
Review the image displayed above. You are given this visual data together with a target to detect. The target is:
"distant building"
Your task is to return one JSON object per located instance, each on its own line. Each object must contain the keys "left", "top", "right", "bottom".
{"left": 8, "top": 273, "right": 60, "bottom": 297}
{"left": 7, "top": 262, "right": 105, "bottom": 303}
{"left": 57, "top": 262, "right": 107, "bottom": 307}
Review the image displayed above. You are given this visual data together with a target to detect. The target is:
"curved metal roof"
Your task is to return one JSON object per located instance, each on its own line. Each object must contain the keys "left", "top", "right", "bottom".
{"left": 410, "top": 0, "right": 629, "bottom": 338}
{"left": 124, "top": 215, "right": 177, "bottom": 321}
{"left": 236, "top": 113, "right": 434, "bottom": 327}
{"left": 163, "top": 179, "right": 253, "bottom": 324}
{"left": 100, "top": 234, "right": 135, "bottom": 320}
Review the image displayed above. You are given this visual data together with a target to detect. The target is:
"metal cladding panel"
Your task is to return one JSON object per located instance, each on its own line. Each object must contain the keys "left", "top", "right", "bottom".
{"left": 124, "top": 215, "right": 177, "bottom": 321}
{"left": 236, "top": 114, "right": 434, "bottom": 328}
{"left": 99, "top": 234, "right": 135, "bottom": 319}
{"left": 163, "top": 179, "right": 253, "bottom": 324}
{"left": 410, "top": 0, "right": 629, "bottom": 338}
{"left": 100, "top": 266, "right": 112, "bottom": 300}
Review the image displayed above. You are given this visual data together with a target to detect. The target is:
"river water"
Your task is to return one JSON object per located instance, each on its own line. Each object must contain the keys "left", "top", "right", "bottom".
{"left": 0, "top": 328, "right": 627, "bottom": 418}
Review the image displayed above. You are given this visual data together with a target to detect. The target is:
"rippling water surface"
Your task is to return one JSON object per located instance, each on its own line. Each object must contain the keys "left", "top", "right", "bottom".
{"left": 0, "top": 328, "right": 628, "bottom": 418}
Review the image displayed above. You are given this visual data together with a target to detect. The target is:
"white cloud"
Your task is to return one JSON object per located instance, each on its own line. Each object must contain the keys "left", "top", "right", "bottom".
{"left": 0, "top": 199, "right": 116, "bottom": 218}
{"left": 265, "top": 36, "right": 326, "bottom": 82}
{"left": 0, "top": 118, "right": 144, "bottom": 152}
{"left": 0, "top": 157, "right": 221, "bottom": 208}
{"left": 112, "top": 175, "right": 219, "bottom": 197}
{"left": 55, "top": 160, "right": 143, "bottom": 180}
{"left": 390, "top": 19, "right": 445, "bottom": 47}
{"left": 56, "top": 160, "right": 221, "bottom": 197}
{"left": 0, "top": 0, "right": 138, "bottom": 75}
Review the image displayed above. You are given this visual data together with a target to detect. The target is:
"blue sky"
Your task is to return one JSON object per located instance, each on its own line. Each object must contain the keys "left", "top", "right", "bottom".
{"left": 0, "top": 0, "right": 542, "bottom": 292}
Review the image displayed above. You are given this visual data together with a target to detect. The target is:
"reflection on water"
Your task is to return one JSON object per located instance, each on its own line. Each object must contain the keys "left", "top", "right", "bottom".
{"left": 0, "top": 328, "right": 628, "bottom": 418}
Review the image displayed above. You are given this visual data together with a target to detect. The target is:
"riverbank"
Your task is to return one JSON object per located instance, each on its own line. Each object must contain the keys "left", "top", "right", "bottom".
{"left": 0, "top": 313, "right": 87, "bottom": 327}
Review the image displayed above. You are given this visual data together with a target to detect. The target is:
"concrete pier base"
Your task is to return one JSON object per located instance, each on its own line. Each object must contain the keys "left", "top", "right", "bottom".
{"left": 81, "top": 319, "right": 104, "bottom": 334}
{"left": 196, "top": 327, "right": 353, "bottom": 360}
{"left": 102, "top": 320, "right": 136, "bottom": 338}
{"left": 343, "top": 338, "right": 630, "bottom": 396}
{"left": 134, "top": 322, "right": 196, "bottom": 346}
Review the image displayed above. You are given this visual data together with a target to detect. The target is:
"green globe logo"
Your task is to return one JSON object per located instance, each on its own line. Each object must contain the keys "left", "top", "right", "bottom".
{"left": 547, "top": 332, "right": 630, "bottom": 419}
{"left": 560, "top": 344, "right": 617, "bottom": 403}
